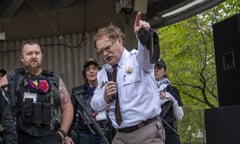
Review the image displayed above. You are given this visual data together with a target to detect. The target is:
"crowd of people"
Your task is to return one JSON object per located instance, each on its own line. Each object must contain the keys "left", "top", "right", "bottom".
{"left": 0, "top": 11, "right": 183, "bottom": 144}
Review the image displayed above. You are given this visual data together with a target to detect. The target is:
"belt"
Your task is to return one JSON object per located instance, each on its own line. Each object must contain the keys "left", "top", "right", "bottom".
{"left": 118, "top": 117, "right": 158, "bottom": 133}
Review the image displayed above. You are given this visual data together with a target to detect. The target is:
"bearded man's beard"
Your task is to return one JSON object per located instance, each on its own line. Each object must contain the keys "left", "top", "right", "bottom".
{"left": 26, "top": 64, "right": 42, "bottom": 75}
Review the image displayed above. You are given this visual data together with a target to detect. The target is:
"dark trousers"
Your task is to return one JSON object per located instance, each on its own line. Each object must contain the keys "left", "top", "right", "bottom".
{"left": 18, "top": 131, "right": 62, "bottom": 144}
{"left": 164, "top": 125, "right": 180, "bottom": 144}
{"left": 77, "top": 131, "right": 108, "bottom": 144}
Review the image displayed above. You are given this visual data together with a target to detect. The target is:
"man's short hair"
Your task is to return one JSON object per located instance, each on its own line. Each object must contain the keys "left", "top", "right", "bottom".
{"left": 21, "top": 40, "right": 43, "bottom": 53}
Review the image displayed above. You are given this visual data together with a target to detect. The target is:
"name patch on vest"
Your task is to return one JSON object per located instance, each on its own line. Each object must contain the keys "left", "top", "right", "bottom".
{"left": 23, "top": 92, "right": 37, "bottom": 102}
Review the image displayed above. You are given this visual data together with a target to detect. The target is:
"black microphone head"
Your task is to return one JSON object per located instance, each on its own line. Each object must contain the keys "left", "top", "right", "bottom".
{"left": 104, "top": 64, "right": 113, "bottom": 73}
{"left": 103, "top": 64, "right": 114, "bottom": 81}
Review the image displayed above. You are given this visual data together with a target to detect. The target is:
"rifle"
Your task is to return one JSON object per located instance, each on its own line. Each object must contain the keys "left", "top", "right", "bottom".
{"left": 73, "top": 91, "right": 110, "bottom": 144}
{"left": 160, "top": 101, "right": 179, "bottom": 136}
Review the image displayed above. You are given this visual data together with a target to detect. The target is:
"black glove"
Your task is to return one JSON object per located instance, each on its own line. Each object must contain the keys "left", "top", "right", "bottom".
{"left": 138, "top": 28, "right": 160, "bottom": 64}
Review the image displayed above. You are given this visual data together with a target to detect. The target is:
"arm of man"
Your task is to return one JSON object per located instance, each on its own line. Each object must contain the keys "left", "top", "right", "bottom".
{"left": 91, "top": 70, "right": 110, "bottom": 112}
{"left": 134, "top": 12, "right": 154, "bottom": 73}
{"left": 58, "top": 78, "right": 74, "bottom": 140}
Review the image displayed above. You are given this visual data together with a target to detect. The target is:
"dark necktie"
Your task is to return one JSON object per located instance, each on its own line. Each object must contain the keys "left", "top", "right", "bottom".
{"left": 112, "top": 65, "right": 122, "bottom": 125}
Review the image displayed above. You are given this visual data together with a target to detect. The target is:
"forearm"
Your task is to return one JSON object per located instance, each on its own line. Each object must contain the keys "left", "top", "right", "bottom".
{"left": 91, "top": 69, "right": 111, "bottom": 111}
{"left": 173, "top": 103, "right": 184, "bottom": 121}
{"left": 91, "top": 89, "right": 109, "bottom": 111}
{"left": 60, "top": 102, "right": 73, "bottom": 132}
{"left": 58, "top": 78, "right": 74, "bottom": 135}
{"left": 166, "top": 92, "right": 184, "bottom": 121}
{"left": 137, "top": 40, "right": 154, "bottom": 73}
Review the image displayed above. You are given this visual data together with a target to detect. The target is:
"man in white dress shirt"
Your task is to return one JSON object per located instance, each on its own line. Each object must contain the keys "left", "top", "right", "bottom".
{"left": 90, "top": 12, "right": 165, "bottom": 144}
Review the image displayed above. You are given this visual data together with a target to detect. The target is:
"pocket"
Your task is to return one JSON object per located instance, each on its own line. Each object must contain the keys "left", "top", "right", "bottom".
{"left": 42, "top": 103, "right": 51, "bottom": 125}
{"left": 122, "top": 69, "right": 140, "bottom": 86}
{"left": 22, "top": 99, "right": 33, "bottom": 124}
{"left": 155, "top": 119, "right": 166, "bottom": 141}
{"left": 122, "top": 68, "right": 141, "bottom": 98}
{"left": 32, "top": 102, "right": 42, "bottom": 126}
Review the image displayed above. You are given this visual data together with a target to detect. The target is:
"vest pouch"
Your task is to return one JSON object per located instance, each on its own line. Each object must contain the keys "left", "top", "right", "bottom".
{"left": 42, "top": 103, "right": 51, "bottom": 125}
{"left": 32, "top": 102, "right": 43, "bottom": 127}
{"left": 22, "top": 99, "right": 33, "bottom": 124}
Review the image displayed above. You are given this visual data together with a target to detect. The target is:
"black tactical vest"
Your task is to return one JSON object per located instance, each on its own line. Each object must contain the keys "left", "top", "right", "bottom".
{"left": 7, "top": 68, "right": 60, "bottom": 137}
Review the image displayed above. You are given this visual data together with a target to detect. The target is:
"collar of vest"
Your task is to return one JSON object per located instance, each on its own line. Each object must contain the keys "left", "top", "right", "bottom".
{"left": 16, "top": 68, "right": 54, "bottom": 77}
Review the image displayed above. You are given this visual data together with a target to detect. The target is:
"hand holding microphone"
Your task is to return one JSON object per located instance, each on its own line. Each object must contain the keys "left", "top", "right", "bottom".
{"left": 104, "top": 64, "right": 118, "bottom": 103}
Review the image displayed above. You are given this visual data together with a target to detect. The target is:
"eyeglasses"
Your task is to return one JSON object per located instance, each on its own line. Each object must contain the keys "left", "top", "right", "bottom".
{"left": 96, "top": 41, "right": 115, "bottom": 56}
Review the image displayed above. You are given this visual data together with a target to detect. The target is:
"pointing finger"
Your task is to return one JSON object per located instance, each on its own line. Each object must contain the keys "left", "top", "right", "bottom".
{"left": 134, "top": 11, "right": 142, "bottom": 27}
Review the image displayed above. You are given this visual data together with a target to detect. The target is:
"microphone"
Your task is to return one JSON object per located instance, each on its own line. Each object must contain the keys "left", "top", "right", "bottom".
{"left": 104, "top": 64, "right": 114, "bottom": 81}
{"left": 103, "top": 64, "right": 116, "bottom": 101}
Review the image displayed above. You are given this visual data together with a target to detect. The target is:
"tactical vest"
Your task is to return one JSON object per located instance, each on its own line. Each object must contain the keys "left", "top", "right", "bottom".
{"left": 7, "top": 68, "right": 60, "bottom": 137}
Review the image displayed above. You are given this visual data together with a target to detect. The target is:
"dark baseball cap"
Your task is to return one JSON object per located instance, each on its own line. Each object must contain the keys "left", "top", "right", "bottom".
{"left": 83, "top": 58, "right": 99, "bottom": 68}
{"left": 155, "top": 59, "right": 167, "bottom": 70}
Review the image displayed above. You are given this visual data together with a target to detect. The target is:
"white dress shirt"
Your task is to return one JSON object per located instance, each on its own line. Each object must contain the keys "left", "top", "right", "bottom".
{"left": 91, "top": 40, "right": 161, "bottom": 128}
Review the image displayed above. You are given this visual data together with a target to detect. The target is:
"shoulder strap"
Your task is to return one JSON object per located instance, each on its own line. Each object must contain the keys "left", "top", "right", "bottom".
{"left": 8, "top": 68, "right": 25, "bottom": 85}
{"left": 7, "top": 68, "right": 25, "bottom": 102}
{"left": 42, "top": 69, "right": 59, "bottom": 89}
{"left": 7, "top": 68, "right": 25, "bottom": 115}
